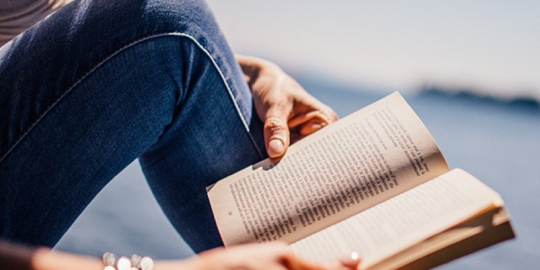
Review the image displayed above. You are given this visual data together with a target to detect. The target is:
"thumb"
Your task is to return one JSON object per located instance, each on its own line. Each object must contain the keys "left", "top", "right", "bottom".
{"left": 263, "top": 107, "right": 290, "bottom": 159}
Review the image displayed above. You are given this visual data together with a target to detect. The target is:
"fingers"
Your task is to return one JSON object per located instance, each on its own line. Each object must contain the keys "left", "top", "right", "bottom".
{"left": 288, "top": 105, "right": 339, "bottom": 137}
{"left": 264, "top": 114, "right": 290, "bottom": 159}
{"left": 338, "top": 252, "right": 361, "bottom": 270}
{"left": 195, "top": 242, "right": 357, "bottom": 270}
{"left": 289, "top": 111, "right": 330, "bottom": 136}
{"left": 264, "top": 98, "right": 338, "bottom": 158}
{"left": 281, "top": 252, "right": 328, "bottom": 270}
{"left": 288, "top": 111, "right": 329, "bottom": 129}
{"left": 264, "top": 104, "right": 290, "bottom": 158}
{"left": 241, "top": 55, "right": 338, "bottom": 158}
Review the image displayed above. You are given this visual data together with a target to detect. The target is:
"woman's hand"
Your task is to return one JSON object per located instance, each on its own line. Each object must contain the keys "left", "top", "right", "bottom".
{"left": 237, "top": 55, "right": 339, "bottom": 159}
{"left": 181, "top": 242, "right": 325, "bottom": 270}
{"left": 157, "top": 242, "right": 359, "bottom": 270}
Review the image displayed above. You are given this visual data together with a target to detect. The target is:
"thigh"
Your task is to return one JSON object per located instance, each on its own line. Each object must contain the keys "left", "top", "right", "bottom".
{"left": 0, "top": 0, "right": 266, "bottom": 250}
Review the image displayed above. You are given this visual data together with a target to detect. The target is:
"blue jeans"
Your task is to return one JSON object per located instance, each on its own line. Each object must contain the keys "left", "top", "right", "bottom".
{"left": 0, "top": 0, "right": 267, "bottom": 253}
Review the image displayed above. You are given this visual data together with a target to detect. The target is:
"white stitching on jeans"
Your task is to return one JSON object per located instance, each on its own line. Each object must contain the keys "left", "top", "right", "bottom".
{"left": 176, "top": 34, "right": 265, "bottom": 159}
{"left": 0, "top": 32, "right": 264, "bottom": 164}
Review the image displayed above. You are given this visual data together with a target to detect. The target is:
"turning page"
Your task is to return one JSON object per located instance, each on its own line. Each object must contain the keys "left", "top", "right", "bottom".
{"left": 207, "top": 92, "right": 449, "bottom": 246}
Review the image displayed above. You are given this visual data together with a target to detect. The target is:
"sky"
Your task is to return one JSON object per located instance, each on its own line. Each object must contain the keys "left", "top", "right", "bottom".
{"left": 206, "top": 0, "right": 540, "bottom": 101}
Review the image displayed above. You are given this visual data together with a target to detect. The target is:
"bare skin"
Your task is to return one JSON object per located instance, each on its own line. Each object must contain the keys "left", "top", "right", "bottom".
{"left": 20, "top": 242, "right": 359, "bottom": 270}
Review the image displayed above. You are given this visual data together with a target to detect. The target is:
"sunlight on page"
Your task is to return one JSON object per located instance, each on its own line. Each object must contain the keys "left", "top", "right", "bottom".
{"left": 289, "top": 169, "right": 501, "bottom": 269}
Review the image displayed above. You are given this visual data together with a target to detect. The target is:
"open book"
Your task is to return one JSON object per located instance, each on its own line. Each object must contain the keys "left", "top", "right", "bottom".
{"left": 207, "top": 92, "right": 515, "bottom": 269}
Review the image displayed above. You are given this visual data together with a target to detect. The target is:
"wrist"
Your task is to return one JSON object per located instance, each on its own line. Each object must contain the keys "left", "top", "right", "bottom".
{"left": 236, "top": 55, "right": 288, "bottom": 91}
{"left": 236, "top": 55, "right": 283, "bottom": 86}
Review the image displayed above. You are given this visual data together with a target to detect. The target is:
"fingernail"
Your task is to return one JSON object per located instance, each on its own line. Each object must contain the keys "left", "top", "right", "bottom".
{"left": 339, "top": 252, "right": 361, "bottom": 268}
{"left": 268, "top": 139, "right": 285, "bottom": 157}
{"left": 311, "top": 123, "right": 323, "bottom": 130}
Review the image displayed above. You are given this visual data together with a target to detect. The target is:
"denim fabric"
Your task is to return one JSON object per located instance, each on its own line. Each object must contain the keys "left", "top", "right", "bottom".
{"left": 0, "top": 0, "right": 267, "bottom": 253}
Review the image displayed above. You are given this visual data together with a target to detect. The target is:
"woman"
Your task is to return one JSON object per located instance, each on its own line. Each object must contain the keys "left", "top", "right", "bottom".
{"left": 0, "top": 0, "right": 357, "bottom": 269}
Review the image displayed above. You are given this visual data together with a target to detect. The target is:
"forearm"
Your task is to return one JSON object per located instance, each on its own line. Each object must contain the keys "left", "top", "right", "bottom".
{"left": 0, "top": 242, "right": 193, "bottom": 270}
{"left": 235, "top": 55, "right": 285, "bottom": 88}
{"left": 31, "top": 248, "right": 103, "bottom": 270}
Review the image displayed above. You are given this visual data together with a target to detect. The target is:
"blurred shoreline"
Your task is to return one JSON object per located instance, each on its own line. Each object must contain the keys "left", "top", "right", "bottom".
{"left": 207, "top": 0, "right": 540, "bottom": 103}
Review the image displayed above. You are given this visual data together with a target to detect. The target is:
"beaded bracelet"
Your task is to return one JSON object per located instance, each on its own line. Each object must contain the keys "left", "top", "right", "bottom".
{"left": 102, "top": 252, "right": 154, "bottom": 270}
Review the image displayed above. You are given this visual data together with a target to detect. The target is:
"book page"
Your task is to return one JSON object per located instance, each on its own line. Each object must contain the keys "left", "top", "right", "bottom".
{"left": 370, "top": 208, "right": 513, "bottom": 270}
{"left": 208, "top": 92, "right": 449, "bottom": 246}
{"left": 289, "top": 169, "right": 503, "bottom": 269}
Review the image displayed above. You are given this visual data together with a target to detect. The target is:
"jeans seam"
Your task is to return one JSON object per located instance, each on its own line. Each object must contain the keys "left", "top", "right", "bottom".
{"left": 178, "top": 34, "right": 265, "bottom": 159}
{"left": 0, "top": 32, "right": 264, "bottom": 164}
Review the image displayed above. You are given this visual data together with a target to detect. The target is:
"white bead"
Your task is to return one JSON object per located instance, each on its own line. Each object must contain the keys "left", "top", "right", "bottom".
{"left": 131, "top": 254, "right": 142, "bottom": 268}
{"left": 103, "top": 253, "right": 117, "bottom": 266}
{"left": 117, "top": 256, "right": 132, "bottom": 270}
{"left": 140, "top": 256, "right": 154, "bottom": 270}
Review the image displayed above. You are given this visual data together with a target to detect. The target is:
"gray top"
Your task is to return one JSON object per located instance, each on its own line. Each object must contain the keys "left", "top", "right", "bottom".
{"left": 0, "top": 0, "right": 73, "bottom": 46}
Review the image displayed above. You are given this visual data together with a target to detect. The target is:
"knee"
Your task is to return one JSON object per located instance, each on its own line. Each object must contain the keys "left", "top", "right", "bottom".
{"left": 140, "top": 0, "right": 212, "bottom": 23}
{"left": 55, "top": 0, "right": 223, "bottom": 65}
{"left": 94, "top": 0, "right": 218, "bottom": 39}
